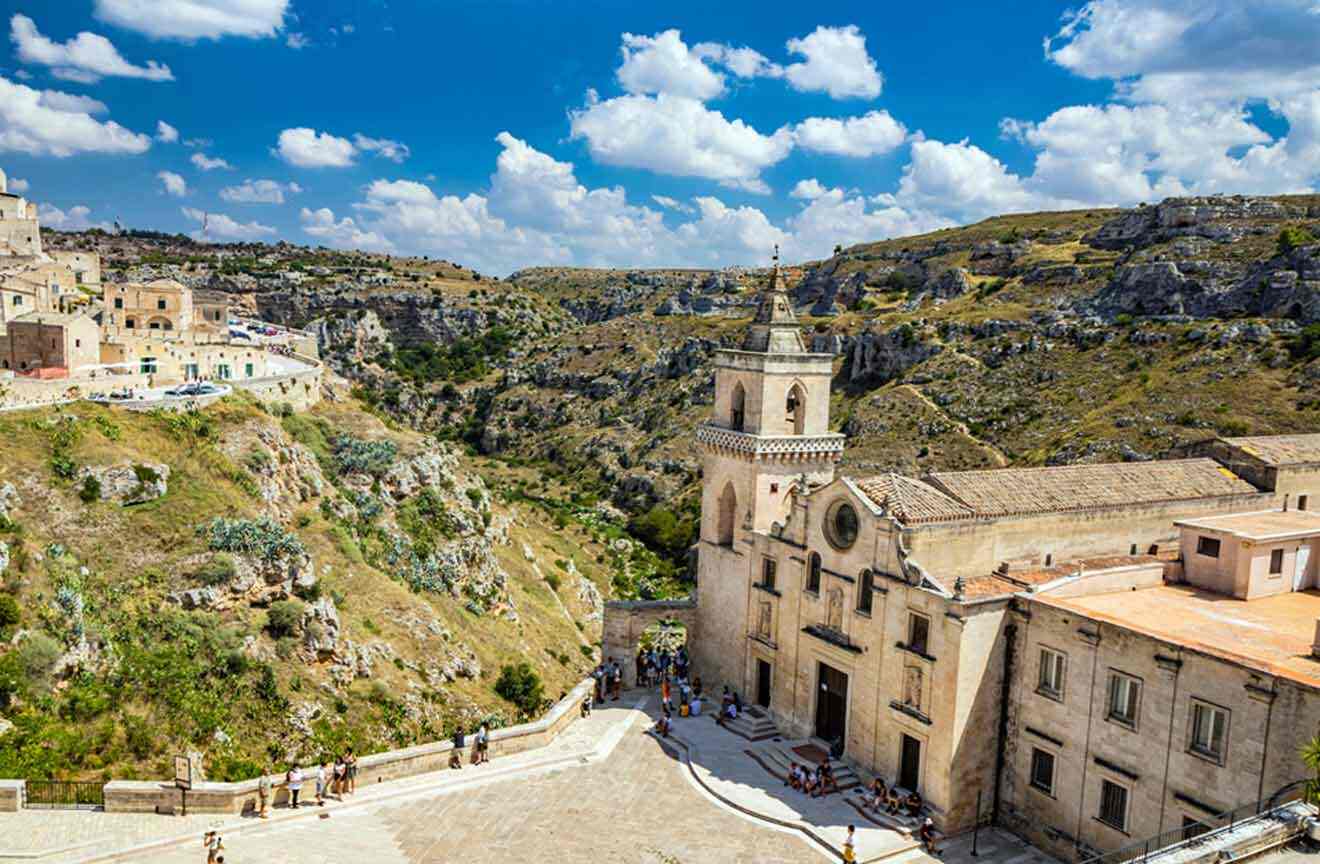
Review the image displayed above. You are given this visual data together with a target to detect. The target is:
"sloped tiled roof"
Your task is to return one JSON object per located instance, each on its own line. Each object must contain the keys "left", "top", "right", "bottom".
{"left": 925, "top": 458, "right": 1258, "bottom": 520}
{"left": 853, "top": 473, "right": 974, "bottom": 523}
{"left": 1221, "top": 434, "right": 1320, "bottom": 467}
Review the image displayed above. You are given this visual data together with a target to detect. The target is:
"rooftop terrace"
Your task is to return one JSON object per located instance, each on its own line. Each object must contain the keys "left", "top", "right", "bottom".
{"left": 1174, "top": 508, "right": 1320, "bottom": 541}
{"left": 1035, "top": 584, "right": 1320, "bottom": 688}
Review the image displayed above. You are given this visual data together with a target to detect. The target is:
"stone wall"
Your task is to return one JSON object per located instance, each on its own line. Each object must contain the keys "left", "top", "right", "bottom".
{"left": 603, "top": 597, "right": 698, "bottom": 689}
{"left": 81, "top": 677, "right": 594, "bottom": 816}
{"left": 0, "top": 779, "right": 21, "bottom": 812}
{"left": 233, "top": 354, "right": 323, "bottom": 410}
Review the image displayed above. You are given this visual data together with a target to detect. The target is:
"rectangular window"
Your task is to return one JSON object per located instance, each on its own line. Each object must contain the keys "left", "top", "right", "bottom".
{"left": 13, "top": 295, "right": 22, "bottom": 306}
{"left": 761, "top": 557, "right": 777, "bottom": 590}
{"left": 857, "top": 570, "right": 874, "bottom": 614}
{"left": 244, "top": 362, "right": 254, "bottom": 378}
{"left": 157, "top": 299, "right": 167, "bottom": 310}
{"left": 806, "top": 553, "right": 821, "bottom": 594}
{"left": 217, "top": 364, "right": 232, "bottom": 380}
{"left": 1030, "top": 748, "right": 1055, "bottom": 795}
{"left": 1299, "top": 495, "right": 1309, "bottom": 511}
{"left": 1190, "top": 701, "right": 1228, "bottom": 762}
{"left": 1182, "top": 817, "right": 1209, "bottom": 841}
{"left": 1038, "top": 648, "right": 1066, "bottom": 699}
{"left": 139, "top": 357, "right": 157, "bottom": 375}
{"left": 1107, "top": 673, "right": 1141, "bottom": 728}
{"left": 1196, "top": 536, "right": 1221, "bottom": 558}
{"left": 1269, "top": 549, "right": 1284, "bottom": 575}
{"left": 1099, "top": 780, "right": 1129, "bottom": 831}
{"left": 114, "top": 297, "right": 123, "bottom": 309}
{"left": 907, "top": 612, "right": 929, "bottom": 654}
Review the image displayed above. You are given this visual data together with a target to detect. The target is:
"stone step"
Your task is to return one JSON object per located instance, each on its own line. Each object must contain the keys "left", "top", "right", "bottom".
{"left": 716, "top": 708, "right": 779, "bottom": 742}
{"left": 747, "top": 740, "right": 861, "bottom": 792}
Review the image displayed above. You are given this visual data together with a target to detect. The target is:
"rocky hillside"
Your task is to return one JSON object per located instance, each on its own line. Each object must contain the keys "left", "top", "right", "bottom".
{"left": 47, "top": 193, "right": 1320, "bottom": 569}
{"left": 0, "top": 388, "right": 676, "bottom": 782}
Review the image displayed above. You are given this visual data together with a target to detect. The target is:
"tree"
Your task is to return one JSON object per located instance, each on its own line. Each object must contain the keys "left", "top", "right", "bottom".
{"left": 494, "top": 662, "right": 544, "bottom": 716}
{"left": 1303, "top": 734, "right": 1320, "bottom": 805}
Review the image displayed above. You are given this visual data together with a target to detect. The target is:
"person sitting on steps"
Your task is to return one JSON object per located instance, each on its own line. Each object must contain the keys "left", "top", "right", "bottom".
{"left": 802, "top": 766, "right": 819, "bottom": 797}
{"left": 867, "top": 777, "right": 887, "bottom": 811}
{"left": 920, "top": 818, "right": 941, "bottom": 855}
{"left": 885, "top": 786, "right": 902, "bottom": 815}
{"left": 905, "top": 789, "right": 924, "bottom": 818}
{"left": 818, "top": 759, "right": 840, "bottom": 796}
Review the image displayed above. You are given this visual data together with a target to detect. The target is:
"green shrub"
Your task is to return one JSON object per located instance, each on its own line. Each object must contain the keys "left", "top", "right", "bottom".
{"left": 16, "top": 631, "right": 63, "bottom": 693}
{"left": 132, "top": 464, "right": 161, "bottom": 485}
{"left": 331, "top": 435, "right": 398, "bottom": 477}
{"left": 1289, "top": 324, "right": 1320, "bottom": 362}
{"left": 494, "top": 662, "right": 544, "bottom": 717}
{"left": 465, "top": 488, "right": 484, "bottom": 508}
{"left": 265, "top": 600, "right": 304, "bottom": 638}
{"left": 195, "top": 554, "right": 237, "bottom": 586}
{"left": 1277, "top": 226, "right": 1316, "bottom": 256}
{"left": 0, "top": 594, "right": 19, "bottom": 636}
{"left": 78, "top": 474, "right": 101, "bottom": 504}
{"left": 203, "top": 517, "right": 306, "bottom": 561}
{"left": 545, "top": 572, "right": 562, "bottom": 592}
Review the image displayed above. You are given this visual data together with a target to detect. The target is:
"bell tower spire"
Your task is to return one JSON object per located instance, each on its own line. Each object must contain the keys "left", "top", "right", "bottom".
{"left": 743, "top": 244, "right": 806, "bottom": 354}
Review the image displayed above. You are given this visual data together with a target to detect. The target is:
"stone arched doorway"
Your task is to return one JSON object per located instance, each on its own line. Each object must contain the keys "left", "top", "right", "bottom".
{"left": 602, "top": 598, "right": 697, "bottom": 689}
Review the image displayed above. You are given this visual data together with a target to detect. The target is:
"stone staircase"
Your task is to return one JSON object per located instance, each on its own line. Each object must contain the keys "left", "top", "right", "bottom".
{"left": 717, "top": 706, "right": 779, "bottom": 742}
{"left": 746, "top": 739, "right": 862, "bottom": 792}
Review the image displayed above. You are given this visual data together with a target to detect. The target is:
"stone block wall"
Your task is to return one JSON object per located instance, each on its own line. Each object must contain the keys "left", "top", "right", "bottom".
{"left": 603, "top": 597, "right": 698, "bottom": 689}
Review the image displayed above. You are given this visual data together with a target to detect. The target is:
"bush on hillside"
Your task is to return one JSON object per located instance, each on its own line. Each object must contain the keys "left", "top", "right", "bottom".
{"left": 15, "top": 631, "right": 62, "bottom": 694}
{"left": 331, "top": 434, "right": 398, "bottom": 477}
{"left": 195, "top": 554, "right": 237, "bottom": 587}
{"left": 494, "top": 662, "right": 543, "bottom": 717}
{"left": 0, "top": 593, "right": 19, "bottom": 637}
{"left": 1277, "top": 226, "right": 1316, "bottom": 256}
{"left": 203, "top": 517, "right": 306, "bottom": 562}
{"left": 265, "top": 600, "right": 304, "bottom": 638}
{"left": 78, "top": 474, "right": 101, "bottom": 504}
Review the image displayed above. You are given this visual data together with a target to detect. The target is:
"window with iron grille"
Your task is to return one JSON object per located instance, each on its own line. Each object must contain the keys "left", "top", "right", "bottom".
{"left": 1030, "top": 748, "right": 1055, "bottom": 795}
{"left": 1099, "top": 780, "right": 1128, "bottom": 831}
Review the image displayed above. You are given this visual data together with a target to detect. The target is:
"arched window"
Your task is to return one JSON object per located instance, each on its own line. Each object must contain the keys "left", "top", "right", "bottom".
{"left": 716, "top": 482, "right": 737, "bottom": 546}
{"left": 807, "top": 551, "right": 822, "bottom": 594}
{"left": 786, "top": 382, "right": 806, "bottom": 435}
{"left": 730, "top": 382, "right": 745, "bottom": 432}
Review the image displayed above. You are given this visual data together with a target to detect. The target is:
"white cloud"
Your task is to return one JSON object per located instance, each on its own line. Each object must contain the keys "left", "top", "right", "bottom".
{"left": 651, "top": 194, "right": 693, "bottom": 213}
{"left": 156, "top": 170, "right": 187, "bottom": 197}
{"left": 693, "top": 42, "right": 782, "bottom": 80}
{"left": 190, "top": 151, "right": 232, "bottom": 171}
{"left": 353, "top": 133, "right": 410, "bottom": 163}
{"left": 793, "top": 110, "right": 907, "bottom": 158}
{"left": 275, "top": 127, "right": 355, "bottom": 167}
{"left": 790, "top": 178, "right": 828, "bottom": 200}
{"left": 617, "top": 30, "right": 725, "bottom": 100}
{"left": 675, "top": 197, "right": 787, "bottom": 263}
{"left": 8, "top": 177, "right": 28, "bottom": 193}
{"left": 299, "top": 207, "right": 393, "bottom": 252}
{"left": 896, "top": 138, "right": 1054, "bottom": 223}
{"left": 156, "top": 120, "right": 179, "bottom": 142}
{"left": 93, "top": 0, "right": 290, "bottom": 41}
{"left": 220, "top": 178, "right": 301, "bottom": 204}
{"left": 10, "top": 14, "right": 173, "bottom": 84}
{"left": 0, "top": 75, "right": 150, "bottom": 157}
{"left": 569, "top": 93, "right": 792, "bottom": 193}
{"left": 784, "top": 25, "right": 882, "bottom": 99}
{"left": 285, "top": 31, "right": 309, "bottom": 49}
{"left": 38, "top": 203, "right": 107, "bottom": 230}
{"left": 182, "top": 207, "right": 275, "bottom": 240}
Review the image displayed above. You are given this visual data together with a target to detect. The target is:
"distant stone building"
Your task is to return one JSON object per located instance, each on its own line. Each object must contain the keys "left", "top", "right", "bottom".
{"left": 0, "top": 311, "right": 99, "bottom": 375}
{"left": 598, "top": 250, "right": 1320, "bottom": 861}
{"left": 0, "top": 168, "right": 41, "bottom": 258}
{"left": 103, "top": 279, "right": 195, "bottom": 333}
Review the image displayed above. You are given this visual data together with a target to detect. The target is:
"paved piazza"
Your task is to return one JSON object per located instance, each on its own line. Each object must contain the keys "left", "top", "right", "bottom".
{"left": 0, "top": 693, "right": 1058, "bottom": 864}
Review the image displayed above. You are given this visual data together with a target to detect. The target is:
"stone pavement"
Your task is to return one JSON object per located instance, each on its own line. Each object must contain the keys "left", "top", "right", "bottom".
{"left": 1, "top": 689, "right": 1064, "bottom": 864}
{"left": 0, "top": 809, "right": 228, "bottom": 860}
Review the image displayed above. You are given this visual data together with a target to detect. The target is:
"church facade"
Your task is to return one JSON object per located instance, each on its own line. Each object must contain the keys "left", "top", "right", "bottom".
{"left": 673, "top": 258, "right": 1320, "bottom": 853}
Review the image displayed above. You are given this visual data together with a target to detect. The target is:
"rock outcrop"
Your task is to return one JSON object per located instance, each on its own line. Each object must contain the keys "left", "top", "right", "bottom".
{"left": 846, "top": 325, "right": 942, "bottom": 383}
{"left": 77, "top": 463, "right": 169, "bottom": 505}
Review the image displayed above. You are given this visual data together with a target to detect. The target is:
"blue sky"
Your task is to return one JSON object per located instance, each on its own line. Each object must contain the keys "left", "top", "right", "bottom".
{"left": 1, "top": 0, "right": 1318, "bottom": 274}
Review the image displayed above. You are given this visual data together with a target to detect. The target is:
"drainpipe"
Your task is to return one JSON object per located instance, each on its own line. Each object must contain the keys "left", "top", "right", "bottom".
{"left": 1074, "top": 626, "right": 1102, "bottom": 854}
{"left": 1256, "top": 681, "right": 1277, "bottom": 804}
{"left": 993, "top": 621, "right": 1018, "bottom": 825}
{"left": 1155, "top": 654, "right": 1181, "bottom": 836}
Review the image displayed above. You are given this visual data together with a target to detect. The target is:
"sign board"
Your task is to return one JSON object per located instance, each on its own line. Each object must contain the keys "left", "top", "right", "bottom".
{"left": 173, "top": 755, "right": 192, "bottom": 790}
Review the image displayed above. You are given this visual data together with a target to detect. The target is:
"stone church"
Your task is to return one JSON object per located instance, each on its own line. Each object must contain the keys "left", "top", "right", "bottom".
{"left": 653, "top": 255, "right": 1320, "bottom": 859}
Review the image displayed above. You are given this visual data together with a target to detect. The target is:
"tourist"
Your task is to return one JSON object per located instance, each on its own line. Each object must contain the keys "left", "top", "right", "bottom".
{"left": 611, "top": 660, "right": 622, "bottom": 700}
{"left": 885, "top": 786, "right": 902, "bottom": 814}
{"left": 344, "top": 747, "right": 358, "bottom": 794}
{"left": 802, "top": 767, "right": 818, "bottom": 796}
{"left": 905, "top": 789, "right": 924, "bottom": 818}
{"left": 656, "top": 706, "right": 672, "bottom": 737}
{"left": 819, "top": 760, "right": 839, "bottom": 796}
{"left": 315, "top": 759, "right": 329, "bottom": 806}
{"left": 867, "top": 777, "right": 887, "bottom": 811}
{"left": 693, "top": 674, "right": 703, "bottom": 698}
{"left": 592, "top": 663, "right": 605, "bottom": 704}
{"left": 476, "top": 723, "right": 490, "bottom": 764}
{"left": 581, "top": 692, "right": 593, "bottom": 718}
{"left": 448, "top": 748, "right": 463, "bottom": 770}
{"left": 920, "top": 818, "right": 941, "bottom": 855}
{"left": 204, "top": 831, "right": 223, "bottom": 864}
{"left": 786, "top": 763, "right": 803, "bottom": 791}
{"left": 333, "top": 754, "right": 347, "bottom": 798}
{"left": 257, "top": 769, "right": 272, "bottom": 819}
{"left": 689, "top": 694, "right": 702, "bottom": 716}
{"left": 843, "top": 825, "right": 858, "bottom": 863}
{"left": 286, "top": 764, "right": 303, "bottom": 809}
{"left": 661, "top": 676, "right": 671, "bottom": 712}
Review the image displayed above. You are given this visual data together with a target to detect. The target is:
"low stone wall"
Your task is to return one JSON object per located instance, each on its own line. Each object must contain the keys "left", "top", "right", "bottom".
{"left": 0, "top": 373, "right": 154, "bottom": 412}
{"left": 0, "top": 780, "right": 21, "bottom": 812}
{"left": 92, "top": 677, "right": 593, "bottom": 816}
{"left": 232, "top": 353, "right": 323, "bottom": 411}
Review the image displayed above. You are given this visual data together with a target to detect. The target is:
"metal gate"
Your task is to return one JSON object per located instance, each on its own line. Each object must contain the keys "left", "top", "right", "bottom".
{"left": 24, "top": 780, "right": 105, "bottom": 810}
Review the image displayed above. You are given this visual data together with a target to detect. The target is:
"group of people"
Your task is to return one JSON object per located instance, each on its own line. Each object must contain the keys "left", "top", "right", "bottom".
{"left": 713, "top": 685, "right": 742, "bottom": 726}
{"left": 785, "top": 758, "right": 841, "bottom": 797}
{"left": 863, "top": 778, "right": 939, "bottom": 853}
{"left": 592, "top": 659, "right": 624, "bottom": 703}
{"left": 253, "top": 749, "right": 359, "bottom": 819}
{"left": 637, "top": 645, "right": 689, "bottom": 687}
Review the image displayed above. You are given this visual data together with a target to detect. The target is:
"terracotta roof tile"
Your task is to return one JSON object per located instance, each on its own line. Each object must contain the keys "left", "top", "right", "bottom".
{"left": 1221, "top": 433, "right": 1320, "bottom": 467}
{"left": 853, "top": 474, "right": 973, "bottom": 523}
{"left": 926, "top": 459, "right": 1257, "bottom": 519}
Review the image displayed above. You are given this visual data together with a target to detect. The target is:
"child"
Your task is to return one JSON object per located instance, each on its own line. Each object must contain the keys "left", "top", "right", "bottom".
{"left": 843, "top": 825, "right": 857, "bottom": 864}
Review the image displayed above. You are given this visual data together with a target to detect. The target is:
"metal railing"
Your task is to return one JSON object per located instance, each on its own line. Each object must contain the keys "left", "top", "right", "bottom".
{"left": 1079, "top": 781, "right": 1309, "bottom": 864}
{"left": 24, "top": 780, "right": 105, "bottom": 810}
